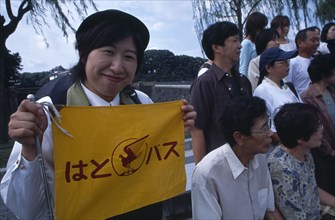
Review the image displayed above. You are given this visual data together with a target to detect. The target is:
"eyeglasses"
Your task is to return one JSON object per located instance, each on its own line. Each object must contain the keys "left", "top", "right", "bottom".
{"left": 315, "top": 124, "right": 324, "bottom": 132}
{"left": 251, "top": 120, "right": 272, "bottom": 134}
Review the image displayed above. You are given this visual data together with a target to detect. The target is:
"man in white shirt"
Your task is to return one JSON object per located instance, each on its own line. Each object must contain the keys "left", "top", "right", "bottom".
{"left": 191, "top": 96, "right": 282, "bottom": 220}
{"left": 285, "top": 27, "right": 320, "bottom": 95}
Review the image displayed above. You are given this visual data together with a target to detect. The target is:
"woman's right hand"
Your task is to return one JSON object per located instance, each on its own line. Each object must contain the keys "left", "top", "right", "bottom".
{"left": 8, "top": 99, "right": 48, "bottom": 160}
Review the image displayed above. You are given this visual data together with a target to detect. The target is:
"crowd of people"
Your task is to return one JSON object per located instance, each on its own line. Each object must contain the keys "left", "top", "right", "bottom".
{"left": 0, "top": 8, "right": 334, "bottom": 220}
{"left": 192, "top": 12, "right": 335, "bottom": 220}
{"left": 191, "top": 12, "right": 335, "bottom": 219}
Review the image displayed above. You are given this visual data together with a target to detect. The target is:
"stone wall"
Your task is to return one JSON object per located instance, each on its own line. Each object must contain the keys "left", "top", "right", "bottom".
{"left": 135, "top": 82, "right": 192, "bottom": 103}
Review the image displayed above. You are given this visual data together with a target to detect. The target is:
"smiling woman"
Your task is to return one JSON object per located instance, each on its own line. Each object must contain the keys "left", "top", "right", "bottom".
{"left": 1, "top": 9, "right": 197, "bottom": 220}
{"left": 82, "top": 38, "right": 139, "bottom": 102}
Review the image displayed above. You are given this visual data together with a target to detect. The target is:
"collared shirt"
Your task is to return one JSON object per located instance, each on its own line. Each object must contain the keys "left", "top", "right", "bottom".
{"left": 253, "top": 77, "right": 302, "bottom": 132}
{"left": 190, "top": 63, "right": 251, "bottom": 153}
{"left": 191, "top": 143, "right": 275, "bottom": 220}
{"left": 0, "top": 85, "right": 152, "bottom": 219}
{"left": 301, "top": 84, "right": 335, "bottom": 156}
{"left": 81, "top": 82, "right": 121, "bottom": 106}
{"left": 301, "top": 84, "right": 335, "bottom": 196}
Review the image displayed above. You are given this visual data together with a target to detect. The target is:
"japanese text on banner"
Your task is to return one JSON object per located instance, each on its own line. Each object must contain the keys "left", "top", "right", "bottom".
{"left": 53, "top": 100, "right": 186, "bottom": 219}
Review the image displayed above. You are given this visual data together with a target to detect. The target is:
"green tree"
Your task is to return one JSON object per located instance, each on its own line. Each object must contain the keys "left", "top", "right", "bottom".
{"left": 5, "top": 50, "right": 22, "bottom": 87}
{"left": 174, "top": 55, "right": 205, "bottom": 81}
{"left": 191, "top": 0, "right": 330, "bottom": 55}
{"left": 317, "top": 0, "right": 335, "bottom": 22}
{"left": 136, "top": 50, "right": 176, "bottom": 82}
{"left": 192, "top": 0, "right": 263, "bottom": 42}
{"left": 0, "top": 0, "right": 97, "bottom": 144}
{"left": 136, "top": 49, "right": 205, "bottom": 82}
{"left": 19, "top": 72, "right": 49, "bottom": 88}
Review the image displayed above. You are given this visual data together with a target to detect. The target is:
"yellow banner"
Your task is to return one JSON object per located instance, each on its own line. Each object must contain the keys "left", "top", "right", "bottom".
{"left": 52, "top": 101, "right": 186, "bottom": 219}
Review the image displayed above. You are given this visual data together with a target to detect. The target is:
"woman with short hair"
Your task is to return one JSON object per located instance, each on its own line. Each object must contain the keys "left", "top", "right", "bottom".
{"left": 269, "top": 102, "right": 335, "bottom": 219}
{"left": 248, "top": 28, "right": 280, "bottom": 91}
{"left": 301, "top": 54, "right": 335, "bottom": 210}
{"left": 0, "top": 9, "right": 196, "bottom": 219}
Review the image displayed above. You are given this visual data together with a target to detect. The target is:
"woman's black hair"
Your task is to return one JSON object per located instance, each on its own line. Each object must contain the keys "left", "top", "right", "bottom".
{"left": 274, "top": 103, "right": 320, "bottom": 148}
{"left": 308, "top": 53, "right": 335, "bottom": 83}
{"left": 255, "top": 29, "right": 279, "bottom": 55}
{"left": 257, "top": 62, "right": 275, "bottom": 86}
{"left": 72, "top": 20, "right": 146, "bottom": 84}
{"left": 321, "top": 22, "right": 335, "bottom": 43}
{"left": 220, "top": 96, "right": 268, "bottom": 146}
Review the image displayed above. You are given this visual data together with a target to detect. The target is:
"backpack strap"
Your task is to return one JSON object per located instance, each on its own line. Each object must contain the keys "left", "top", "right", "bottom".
{"left": 285, "top": 82, "right": 299, "bottom": 99}
{"left": 200, "top": 62, "right": 212, "bottom": 70}
{"left": 120, "top": 86, "right": 141, "bottom": 105}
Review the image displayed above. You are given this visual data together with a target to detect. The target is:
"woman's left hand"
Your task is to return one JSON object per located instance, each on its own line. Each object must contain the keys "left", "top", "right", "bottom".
{"left": 181, "top": 99, "right": 196, "bottom": 132}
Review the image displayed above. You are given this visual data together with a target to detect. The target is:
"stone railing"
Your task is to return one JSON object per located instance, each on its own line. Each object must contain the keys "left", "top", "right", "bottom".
{"left": 134, "top": 82, "right": 192, "bottom": 103}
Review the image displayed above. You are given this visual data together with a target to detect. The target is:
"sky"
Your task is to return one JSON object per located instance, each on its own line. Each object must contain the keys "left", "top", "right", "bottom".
{"left": 3, "top": 1, "right": 204, "bottom": 73}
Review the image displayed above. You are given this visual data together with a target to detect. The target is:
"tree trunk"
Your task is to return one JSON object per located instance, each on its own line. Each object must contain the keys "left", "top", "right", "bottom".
{"left": 0, "top": 46, "right": 9, "bottom": 144}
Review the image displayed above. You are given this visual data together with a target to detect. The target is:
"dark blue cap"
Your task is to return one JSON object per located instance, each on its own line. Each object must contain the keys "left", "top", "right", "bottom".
{"left": 259, "top": 47, "right": 297, "bottom": 73}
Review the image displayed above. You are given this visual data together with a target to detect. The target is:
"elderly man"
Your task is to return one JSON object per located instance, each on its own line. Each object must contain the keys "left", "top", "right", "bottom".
{"left": 284, "top": 27, "right": 320, "bottom": 95}
{"left": 192, "top": 96, "right": 282, "bottom": 220}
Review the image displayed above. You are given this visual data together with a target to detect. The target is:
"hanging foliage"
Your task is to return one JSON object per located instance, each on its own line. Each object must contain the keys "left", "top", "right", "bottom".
{"left": 192, "top": 0, "right": 331, "bottom": 56}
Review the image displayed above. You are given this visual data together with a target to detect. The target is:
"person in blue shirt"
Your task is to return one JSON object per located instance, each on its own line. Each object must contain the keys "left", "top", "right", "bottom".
{"left": 239, "top": 12, "right": 268, "bottom": 76}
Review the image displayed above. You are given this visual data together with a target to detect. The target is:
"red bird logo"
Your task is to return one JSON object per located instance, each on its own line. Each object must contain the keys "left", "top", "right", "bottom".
{"left": 119, "top": 134, "right": 149, "bottom": 167}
